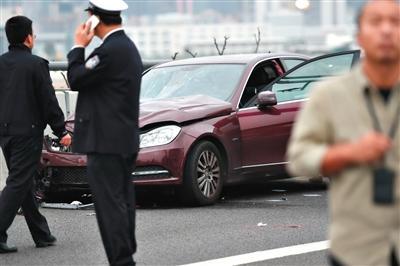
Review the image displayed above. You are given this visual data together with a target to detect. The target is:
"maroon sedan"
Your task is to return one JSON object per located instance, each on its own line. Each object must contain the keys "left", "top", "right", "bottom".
{"left": 40, "top": 50, "right": 360, "bottom": 205}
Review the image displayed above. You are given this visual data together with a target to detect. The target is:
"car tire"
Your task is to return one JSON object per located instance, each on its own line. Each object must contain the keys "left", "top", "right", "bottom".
{"left": 179, "top": 141, "right": 225, "bottom": 206}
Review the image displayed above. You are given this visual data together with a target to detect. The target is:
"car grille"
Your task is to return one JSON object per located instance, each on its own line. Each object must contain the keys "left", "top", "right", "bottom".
{"left": 48, "top": 166, "right": 170, "bottom": 185}
{"left": 51, "top": 167, "right": 88, "bottom": 185}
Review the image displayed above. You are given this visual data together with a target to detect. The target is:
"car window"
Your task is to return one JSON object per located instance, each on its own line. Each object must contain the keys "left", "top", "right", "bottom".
{"left": 239, "top": 60, "right": 282, "bottom": 108}
{"left": 242, "top": 51, "right": 360, "bottom": 107}
{"left": 141, "top": 64, "right": 245, "bottom": 102}
{"left": 281, "top": 59, "right": 306, "bottom": 71}
{"left": 272, "top": 53, "right": 356, "bottom": 103}
{"left": 285, "top": 53, "right": 354, "bottom": 78}
{"left": 270, "top": 79, "right": 320, "bottom": 103}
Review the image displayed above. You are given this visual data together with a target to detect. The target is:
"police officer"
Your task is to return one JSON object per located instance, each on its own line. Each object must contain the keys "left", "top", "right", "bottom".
{"left": 0, "top": 16, "right": 71, "bottom": 253}
{"left": 67, "top": 0, "right": 142, "bottom": 265}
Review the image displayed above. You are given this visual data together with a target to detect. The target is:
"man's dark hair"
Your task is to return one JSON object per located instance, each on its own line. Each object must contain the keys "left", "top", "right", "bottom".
{"left": 5, "top": 16, "right": 33, "bottom": 45}
{"left": 99, "top": 14, "right": 122, "bottom": 26}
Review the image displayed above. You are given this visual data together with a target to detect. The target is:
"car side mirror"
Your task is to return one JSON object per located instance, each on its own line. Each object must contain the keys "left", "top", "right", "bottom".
{"left": 257, "top": 91, "right": 277, "bottom": 108}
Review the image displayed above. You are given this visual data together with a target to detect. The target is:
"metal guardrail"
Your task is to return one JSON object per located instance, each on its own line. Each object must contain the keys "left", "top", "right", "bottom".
{"left": 49, "top": 60, "right": 167, "bottom": 71}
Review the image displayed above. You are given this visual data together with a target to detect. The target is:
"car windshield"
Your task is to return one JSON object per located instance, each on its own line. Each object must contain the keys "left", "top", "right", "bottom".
{"left": 141, "top": 64, "right": 245, "bottom": 102}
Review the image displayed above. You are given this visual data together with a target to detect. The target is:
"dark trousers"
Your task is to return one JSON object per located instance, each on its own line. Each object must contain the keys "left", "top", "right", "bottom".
{"left": 87, "top": 153, "right": 137, "bottom": 266}
{"left": 0, "top": 135, "right": 51, "bottom": 244}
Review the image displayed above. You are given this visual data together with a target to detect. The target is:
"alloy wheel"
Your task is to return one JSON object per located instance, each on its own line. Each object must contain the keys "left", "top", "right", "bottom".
{"left": 196, "top": 150, "right": 220, "bottom": 198}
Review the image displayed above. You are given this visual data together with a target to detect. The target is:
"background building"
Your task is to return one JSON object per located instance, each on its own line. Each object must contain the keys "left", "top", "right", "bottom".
{"left": 0, "top": 0, "right": 365, "bottom": 59}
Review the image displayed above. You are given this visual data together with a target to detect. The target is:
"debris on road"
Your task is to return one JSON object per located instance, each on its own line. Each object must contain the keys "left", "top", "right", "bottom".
{"left": 267, "top": 199, "right": 286, "bottom": 202}
{"left": 257, "top": 222, "right": 268, "bottom": 227}
{"left": 284, "top": 224, "right": 302, "bottom": 229}
{"left": 41, "top": 202, "right": 94, "bottom": 210}
{"left": 273, "top": 224, "right": 303, "bottom": 229}
{"left": 86, "top": 213, "right": 96, "bottom": 216}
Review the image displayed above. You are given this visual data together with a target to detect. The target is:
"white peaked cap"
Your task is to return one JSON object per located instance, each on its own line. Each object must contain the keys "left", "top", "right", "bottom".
{"left": 87, "top": 0, "right": 128, "bottom": 12}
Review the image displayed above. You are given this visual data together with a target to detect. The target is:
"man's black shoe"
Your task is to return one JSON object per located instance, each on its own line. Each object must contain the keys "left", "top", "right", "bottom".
{"left": 35, "top": 235, "right": 57, "bottom": 248}
{"left": 0, "top": 243, "right": 18, "bottom": 253}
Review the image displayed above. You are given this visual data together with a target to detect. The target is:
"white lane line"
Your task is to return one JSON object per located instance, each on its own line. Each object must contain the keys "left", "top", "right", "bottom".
{"left": 180, "top": 240, "right": 329, "bottom": 266}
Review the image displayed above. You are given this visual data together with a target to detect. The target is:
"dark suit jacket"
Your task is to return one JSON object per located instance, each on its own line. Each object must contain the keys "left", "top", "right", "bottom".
{"left": 0, "top": 44, "right": 66, "bottom": 137}
{"left": 67, "top": 30, "right": 143, "bottom": 154}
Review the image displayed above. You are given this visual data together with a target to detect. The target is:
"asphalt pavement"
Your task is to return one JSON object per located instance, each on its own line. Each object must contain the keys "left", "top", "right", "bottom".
{"left": 1, "top": 178, "right": 329, "bottom": 266}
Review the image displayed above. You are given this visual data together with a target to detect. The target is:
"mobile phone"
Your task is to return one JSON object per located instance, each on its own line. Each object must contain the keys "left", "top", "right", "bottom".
{"left": 86, "top": 15, "right": 100, "bottom": 31}
{"left": 373, "top": 166, "right": 395, "bottom": 205}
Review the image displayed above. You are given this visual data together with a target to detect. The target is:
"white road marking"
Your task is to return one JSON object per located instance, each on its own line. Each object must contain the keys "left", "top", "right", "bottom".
{"left": 180, "top": 240, "right": 329, "bottom": 266}
{"left": 303, "top": 194, "right": 322, "bottom": 197}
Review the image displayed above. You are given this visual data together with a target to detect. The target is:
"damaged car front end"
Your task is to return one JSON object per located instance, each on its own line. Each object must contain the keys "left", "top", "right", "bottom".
{"left": 38, "top": 95, "right": 238, "bottom": 206}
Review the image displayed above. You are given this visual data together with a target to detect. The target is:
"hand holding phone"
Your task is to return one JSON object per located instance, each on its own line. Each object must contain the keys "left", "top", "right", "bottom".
{"left": 74, "top": 17, "right": 96, "bottom": 47}
{"left": 86, "top": 15, "right": 100, "bottom": 32}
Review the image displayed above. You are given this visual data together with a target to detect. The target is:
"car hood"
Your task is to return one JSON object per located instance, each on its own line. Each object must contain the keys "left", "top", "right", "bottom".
{"left": 139, "top": 95, "right": 233, "bottom": 128}
{"left": 65, "top": 95, "right": 233, "bottom": 131}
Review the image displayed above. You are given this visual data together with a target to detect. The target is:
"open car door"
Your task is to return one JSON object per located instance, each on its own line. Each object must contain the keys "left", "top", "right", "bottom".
{"left": 237, "top": 50, "right": 361, "bottom": 177}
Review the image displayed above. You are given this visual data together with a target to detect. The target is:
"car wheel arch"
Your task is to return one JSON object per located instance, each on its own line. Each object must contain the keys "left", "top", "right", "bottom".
{"left": 179, "top": 135, "right": 228, "bottom": 205}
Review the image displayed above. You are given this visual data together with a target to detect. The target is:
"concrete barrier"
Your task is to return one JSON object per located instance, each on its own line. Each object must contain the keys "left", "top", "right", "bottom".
{"left": 65, "top": 91, "right": 79, "bottom": 118}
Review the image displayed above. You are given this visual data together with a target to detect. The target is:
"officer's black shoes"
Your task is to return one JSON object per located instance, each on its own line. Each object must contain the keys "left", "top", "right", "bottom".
{"left": 35, "top": 235, "right": 57, "bottom": 248}
{"left": 0, "top": 242, "right": 18, "bottom": 253}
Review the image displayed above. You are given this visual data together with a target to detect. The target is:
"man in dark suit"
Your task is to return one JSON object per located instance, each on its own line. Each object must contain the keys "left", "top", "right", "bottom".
{"left": 0, "top": 16, "right": 71, "bottom": 253}
{"left": 67, "top": 1, "right": 142, "bottom": 265}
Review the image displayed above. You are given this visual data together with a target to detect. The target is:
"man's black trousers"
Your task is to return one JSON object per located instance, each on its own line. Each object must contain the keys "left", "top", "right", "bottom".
{"left": 0, "top": 135, "right": 51, "bottom": 244}
{"left": 87, "top": 153, "right": 137, "bottom": 266}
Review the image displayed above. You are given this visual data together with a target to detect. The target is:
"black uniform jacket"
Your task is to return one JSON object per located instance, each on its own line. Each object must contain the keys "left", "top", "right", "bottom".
{"left": 67, "top": 30, "right": 143, "bottom": 154}
{"left": 0, "top": 44, "right": 66, "bottom": 137}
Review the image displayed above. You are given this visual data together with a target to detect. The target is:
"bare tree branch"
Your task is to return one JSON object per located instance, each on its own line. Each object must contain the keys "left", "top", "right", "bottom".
{"left": 171, "top": 52, "right": 179, "bottom": 60}
{"left": 254, "top": 27, "right": 261, "bottom": 53}
{"left": 213, "top": 36, "right": 230, "bottom": 56}
{"left": 221, "top": 36, "right": 229, "bottom": 55}
{"left": 185, "top": 49, "right": 198, "bottom": 58}
{"left": 213, "top": 37, "right": 221, "bottom": 55}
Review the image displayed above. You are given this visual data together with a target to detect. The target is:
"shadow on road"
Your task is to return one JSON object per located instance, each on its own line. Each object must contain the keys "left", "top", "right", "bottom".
{"left": 135, "top": 178, "right": 328, "bottom": 209}
{"left": 40, "top": 178, "right": 328, "bottom": 210}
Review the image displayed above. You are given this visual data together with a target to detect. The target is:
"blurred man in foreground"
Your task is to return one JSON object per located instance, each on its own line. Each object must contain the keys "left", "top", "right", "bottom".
{"left": 288, "top": 1, "right": 399, "bottom": 265}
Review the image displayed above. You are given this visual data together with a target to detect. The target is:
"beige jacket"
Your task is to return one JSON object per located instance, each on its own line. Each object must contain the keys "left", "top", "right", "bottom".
{"left": 288, "top": 65, "right": 400, "bottom": 266}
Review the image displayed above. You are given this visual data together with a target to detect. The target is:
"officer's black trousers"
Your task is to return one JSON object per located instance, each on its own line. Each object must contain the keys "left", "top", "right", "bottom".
{"left": 87, "top": 153, "right": 137, "bottom": 266}
{"left": 0, "top": 135, "right": 51, "bottom": 244}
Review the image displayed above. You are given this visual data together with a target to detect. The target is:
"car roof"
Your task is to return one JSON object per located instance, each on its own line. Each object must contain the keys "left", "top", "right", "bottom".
{"left": 154, "top": 53, "right": 309, "bottom": 68}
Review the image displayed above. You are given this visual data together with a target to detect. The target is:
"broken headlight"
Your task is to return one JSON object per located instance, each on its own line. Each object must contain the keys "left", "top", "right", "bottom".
{"left": 140, "top": 125, "right": 181, "bottom": 148}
